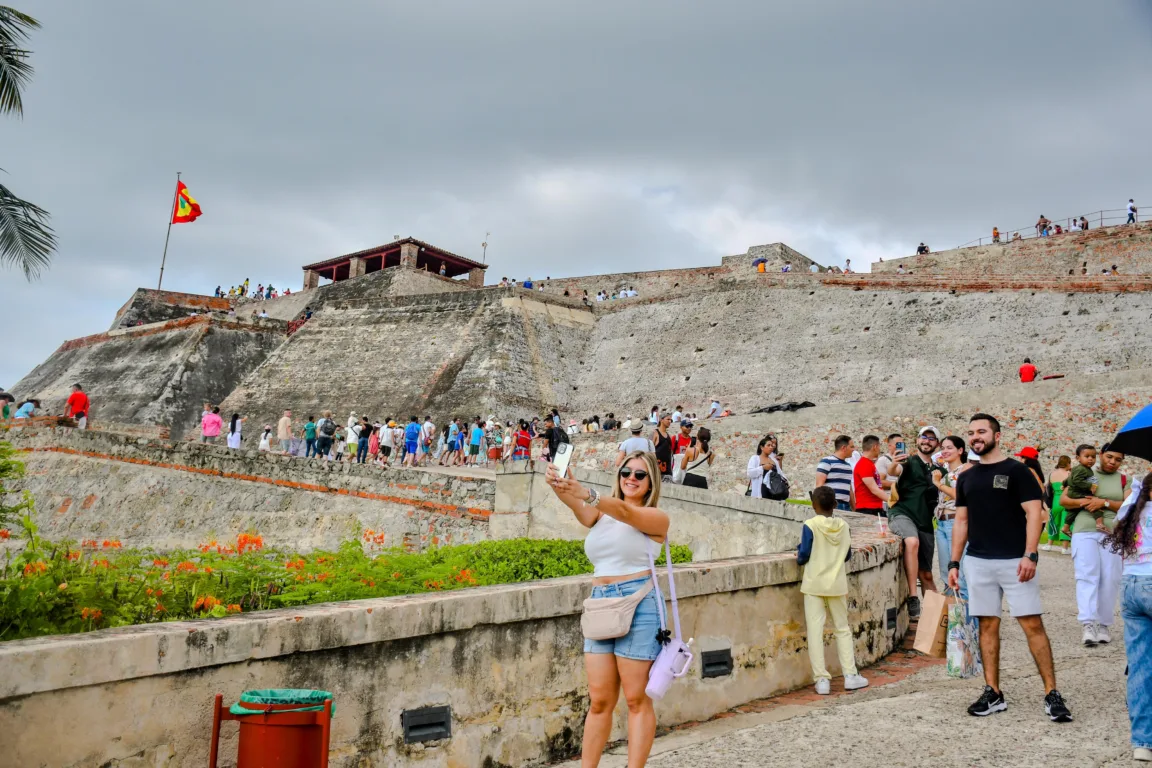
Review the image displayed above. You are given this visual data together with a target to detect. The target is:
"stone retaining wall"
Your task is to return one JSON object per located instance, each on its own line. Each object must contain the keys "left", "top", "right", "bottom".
{"left": 0, "top": 515, "right": 905, "bottom": 768}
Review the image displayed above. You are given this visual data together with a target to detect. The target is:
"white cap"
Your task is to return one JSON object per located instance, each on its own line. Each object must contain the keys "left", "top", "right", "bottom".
{"left": 918, "top": 425, "right": 941, "bottom": 440}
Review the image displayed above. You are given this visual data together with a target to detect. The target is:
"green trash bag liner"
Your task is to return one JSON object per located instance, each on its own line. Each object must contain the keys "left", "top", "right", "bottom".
{"left": 228, "top": 689, "right": 336, "bottom": 717}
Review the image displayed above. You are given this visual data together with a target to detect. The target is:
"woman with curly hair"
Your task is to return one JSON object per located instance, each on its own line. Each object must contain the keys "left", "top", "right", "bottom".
{"left": 1105, "top": 472, "right": 1152, "bottom": 762}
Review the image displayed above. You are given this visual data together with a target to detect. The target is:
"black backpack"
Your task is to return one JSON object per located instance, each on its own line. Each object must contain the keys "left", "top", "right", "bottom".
{"left": 319, "top": 418, "right": 336, "bottom": 437}
{"left": 762, "top": 469, "right": 790, "bottom": 500}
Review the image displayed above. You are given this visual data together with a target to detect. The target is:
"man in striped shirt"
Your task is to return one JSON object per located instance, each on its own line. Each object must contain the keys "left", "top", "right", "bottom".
{"left": 816, "top": 435, "right": 856, "bottom": 512}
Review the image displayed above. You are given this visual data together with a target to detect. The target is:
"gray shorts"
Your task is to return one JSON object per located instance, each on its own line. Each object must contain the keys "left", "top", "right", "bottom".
{"left": 966, "top": 555, "right": 1043, "bottom": 618}
{"left": 889, "top": 514, "right": 934, "bottom": 572}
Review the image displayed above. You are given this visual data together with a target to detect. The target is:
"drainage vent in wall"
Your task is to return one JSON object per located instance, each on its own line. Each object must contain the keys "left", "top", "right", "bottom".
{"left": 887, "top": 607, "right": 898, "bottom": 630}
{"left": 701, "top": 648, "right": 734, "bottom": 678}
{"left": 402, "top": 705, "right": 452, "bottom": 743}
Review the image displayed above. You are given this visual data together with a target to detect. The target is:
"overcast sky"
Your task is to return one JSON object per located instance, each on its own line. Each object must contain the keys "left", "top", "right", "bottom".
{"left": 3, "top": 1, "right": 1150, "bottom": 387}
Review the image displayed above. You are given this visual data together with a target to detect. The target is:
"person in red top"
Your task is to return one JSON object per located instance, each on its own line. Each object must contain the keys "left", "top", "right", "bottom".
{"left": 854, "top": 435, "right": 889, "bottom": 515}
{"left": 64, "top": 384, "right": 90, "bottom": 429}
{"left": 1019, "top": 358, "right": 1038, "bottom": 383}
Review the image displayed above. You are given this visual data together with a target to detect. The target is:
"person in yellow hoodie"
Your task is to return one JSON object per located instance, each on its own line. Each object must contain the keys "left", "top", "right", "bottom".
{"left": 797, "top": 486, "right": 870, "bottom": 694}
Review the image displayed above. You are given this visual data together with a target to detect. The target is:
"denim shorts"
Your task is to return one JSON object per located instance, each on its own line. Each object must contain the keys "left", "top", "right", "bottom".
{"left": 583, "top": 576, "right": 663, "bottom": 661}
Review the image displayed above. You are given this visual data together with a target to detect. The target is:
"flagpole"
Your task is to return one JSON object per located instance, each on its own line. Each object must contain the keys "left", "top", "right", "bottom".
{"left": 157, "top": 171, "right": 181, "bottom": 290}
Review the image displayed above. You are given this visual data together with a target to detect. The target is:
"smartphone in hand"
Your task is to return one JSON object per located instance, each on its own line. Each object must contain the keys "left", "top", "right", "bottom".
{"left": 552, "top": 442, "right": 574, "bottom": 478}
{"left": 895, "top": 441, "right": 906, "bottom": 455}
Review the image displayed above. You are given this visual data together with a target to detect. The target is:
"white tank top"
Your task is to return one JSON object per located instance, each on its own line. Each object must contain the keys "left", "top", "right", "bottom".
{"left": 584, "top": 514, "right": 652, "bottom": 577}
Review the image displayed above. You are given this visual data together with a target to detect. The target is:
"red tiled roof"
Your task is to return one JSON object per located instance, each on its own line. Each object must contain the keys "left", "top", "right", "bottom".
{"left": 302, "top": 237, "right": 486, "bottom": 272}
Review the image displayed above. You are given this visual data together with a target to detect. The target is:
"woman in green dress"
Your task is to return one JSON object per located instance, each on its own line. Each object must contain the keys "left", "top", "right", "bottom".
{"left": 1046, "top": 455, "right": 1072, "bottom": 554}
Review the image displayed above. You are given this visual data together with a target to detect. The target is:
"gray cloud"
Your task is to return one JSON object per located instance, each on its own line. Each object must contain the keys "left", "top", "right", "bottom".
{"left": 3, "top": 0, "right": 1150, "bottom": 385}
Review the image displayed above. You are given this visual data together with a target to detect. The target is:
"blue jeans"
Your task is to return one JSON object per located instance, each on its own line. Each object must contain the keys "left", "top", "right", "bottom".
{"left": 935, "top": 519, "right": 971, "bottom": 600}
{"left": 836, "top": 501, "right": 851, "bottom": 512}
{"left": 305, "top": 438, "right": 317, "bottom": 457}
{"left": 1123, "top": 575, "right": 1152, "bottom": 749}
{"left": 356, "top": 437, "right": 369, "bottom": 463}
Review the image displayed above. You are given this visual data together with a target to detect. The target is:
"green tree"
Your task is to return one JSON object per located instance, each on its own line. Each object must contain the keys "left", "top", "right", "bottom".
{"left": 0, "top": 6, "right": 55, "bottom": 279}
{"left": 0, "top": 440, "right": 32, "bottom": 530}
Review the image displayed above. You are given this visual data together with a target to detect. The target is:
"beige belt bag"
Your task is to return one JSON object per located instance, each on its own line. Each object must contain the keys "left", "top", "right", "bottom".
{"left": 581, "top": 580, "right": 654, "bottom": 640}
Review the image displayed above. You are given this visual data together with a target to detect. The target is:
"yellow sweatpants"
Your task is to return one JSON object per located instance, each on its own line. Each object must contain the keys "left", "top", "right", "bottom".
{"left": 803, "top": 593, "right": 857, "bottom": 680}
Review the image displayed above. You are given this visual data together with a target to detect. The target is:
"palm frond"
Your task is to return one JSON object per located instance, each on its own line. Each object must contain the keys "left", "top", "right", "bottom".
{"left": 0, "top": 6, "right": 40, "bottom": 117}
{"left": 0, "top": 180, "right": 55, "bottom": 279}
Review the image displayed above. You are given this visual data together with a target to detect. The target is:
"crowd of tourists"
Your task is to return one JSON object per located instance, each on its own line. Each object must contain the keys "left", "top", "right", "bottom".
{"left": 213, "top": 279, "right": 291, "bottom": 300}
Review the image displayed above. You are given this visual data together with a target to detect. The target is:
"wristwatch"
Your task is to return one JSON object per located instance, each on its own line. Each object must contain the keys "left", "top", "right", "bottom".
{"left": 947, "top": 560, "right": 961, "bottom": 572}
{"left": 584, "top": 487, "right": 601, "bottom": 507}
{"left": 1026, "top": 552, "right": 1039, "bottom": 563}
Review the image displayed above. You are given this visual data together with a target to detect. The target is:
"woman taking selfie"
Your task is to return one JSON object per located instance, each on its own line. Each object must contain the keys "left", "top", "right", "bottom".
{"left": 546, "top": 451, "right": 670, "bottom": 768}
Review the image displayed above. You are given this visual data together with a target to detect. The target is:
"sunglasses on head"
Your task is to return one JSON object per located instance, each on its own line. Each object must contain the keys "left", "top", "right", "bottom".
{"left": 619, "top": 468, "right": 649, "bottom": 481}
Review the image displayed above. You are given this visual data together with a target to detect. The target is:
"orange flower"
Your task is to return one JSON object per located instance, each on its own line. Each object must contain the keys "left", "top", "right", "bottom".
{"left": 58, "top": 582, "right": 68, "bottom": 590}
{"left": 175, "top": 561, "right": 198, "bottom": 573}
{"left": 91, "top": 558, "right": 112, "bottom": 569}
{"left": 22, "top": 561, "right": 48, "bottom": 576}
{"left": 146, "top": 588, "right": 153, "bottom": 596}
{"left": 80, "top": 607, "right": 103, "bottom": 621}
{"left": 236, "top": 533, "right": 264, "bottom": 553}
{"left": 392, "top": 572, "right": 402, "bottom": 579}
{"left": 0, "top": 529, "right": 10, "bottom": 539}
{"left": 152, "top": 558, "right": 169, "bottom": 567}
{"left": 285, "top": 558, "right": 306, "bottom": 570}
{"left": 226, "top": 604, "right": 242, "bottom": 614}
{"left": 81, "top": 539, "right": 97, "bottom": 548}
{"left": 67, "top": 550, "right": 81, "bottom": 561}
{"left": 101, "top": 539, "right": 122, "bottom": 549}
{"left": 162, "top": 571, "right": 171, "bottom": 580}
{"left": 203, "top": 566, "right": 213, "bottom": 574}
{"left": 155, "top": 603, "right": 166, "bottom": 613}
{"left": 194, "top": 595, "right": 221, "bottom": 612}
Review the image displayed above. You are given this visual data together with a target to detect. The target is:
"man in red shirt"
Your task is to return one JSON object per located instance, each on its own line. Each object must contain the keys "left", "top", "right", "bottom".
{"left": 64, "top": 384, "right": 90, "bottom": 429}
{"left": 853, "top": 435, "right": 889, "bottom": 515}
{"left": 1019, "top": 358, "right": 1038, "bottom": 383}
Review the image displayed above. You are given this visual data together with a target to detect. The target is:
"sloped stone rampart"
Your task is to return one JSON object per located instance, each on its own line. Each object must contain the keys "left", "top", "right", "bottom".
{"left": 110, "top": 288, "right": 232, "bottom": 329}
{"left": 568, "top": 368, "right": 1152, "bottom": 499}
{"left": 566, "top": 279, "right": 1152, "bottom": 416}
{"left": 0, "top": 515, "right": 904, "bottom": 768}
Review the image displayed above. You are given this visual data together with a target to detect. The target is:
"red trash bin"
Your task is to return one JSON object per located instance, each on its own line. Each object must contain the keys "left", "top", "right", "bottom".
{"left": 208, "top": 692, "right": 333, "bottom": 768}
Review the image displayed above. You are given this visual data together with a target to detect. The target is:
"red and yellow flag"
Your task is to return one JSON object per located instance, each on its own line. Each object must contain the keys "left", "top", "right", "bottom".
{"left": 171, "top": 181, "right": 202, "bottom": 224}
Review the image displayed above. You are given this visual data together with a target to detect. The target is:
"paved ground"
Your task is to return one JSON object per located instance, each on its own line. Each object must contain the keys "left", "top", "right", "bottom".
{"left": 561, "top": 552, "right": 1136, "bottom": 767}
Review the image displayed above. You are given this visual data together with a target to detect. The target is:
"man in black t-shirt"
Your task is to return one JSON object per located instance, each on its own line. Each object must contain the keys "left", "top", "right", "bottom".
{"left": 541, "top": 414, "right": 569, "bottom": 462}
{"left": 950, "top": 413, "right": 1072, "bottom": 723}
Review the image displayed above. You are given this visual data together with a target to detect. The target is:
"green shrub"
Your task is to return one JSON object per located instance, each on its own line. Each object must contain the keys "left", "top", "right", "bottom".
{"left": 0, "top": 519, "right": 692, "bottom": 641}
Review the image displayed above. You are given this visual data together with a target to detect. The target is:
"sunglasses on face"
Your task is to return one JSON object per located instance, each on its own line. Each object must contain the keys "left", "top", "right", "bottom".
{"left": 619, "top": 468, "right": 649, "bottom": 481}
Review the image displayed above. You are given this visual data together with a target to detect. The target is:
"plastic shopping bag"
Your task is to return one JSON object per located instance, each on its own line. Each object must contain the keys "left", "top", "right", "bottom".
{"left": 946, "top": 602, "right": 983, "bottom": 679}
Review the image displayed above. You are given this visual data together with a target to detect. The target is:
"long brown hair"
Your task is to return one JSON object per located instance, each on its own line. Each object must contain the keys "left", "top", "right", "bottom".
{"left": 1105, "top": 471, "right": 1152, "bottom": 561}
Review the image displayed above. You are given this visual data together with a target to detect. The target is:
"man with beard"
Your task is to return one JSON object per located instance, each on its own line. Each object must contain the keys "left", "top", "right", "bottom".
{"left": 886, "top": 426, "right": 942, "bottom": 617}
{"left": 949, "top": 413, "right": 1072, "bottom": 723}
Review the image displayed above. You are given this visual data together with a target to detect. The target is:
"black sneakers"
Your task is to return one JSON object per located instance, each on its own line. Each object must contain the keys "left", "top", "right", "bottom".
{"left": 967, "top": 685, "right": 1007, "bottom": 717}
{"left": 908, "top": 596, "right": 921, "bottom": 619}
{"left": 1045, "top": 690, "right": 1073, "bottom": 722}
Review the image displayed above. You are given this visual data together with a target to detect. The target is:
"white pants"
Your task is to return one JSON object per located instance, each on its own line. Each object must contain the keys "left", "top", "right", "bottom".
{"left": 804, "top": 594, "right": 857, "bottom": 680}
{"left": 1071, "top": 531, "right": 1123, "bottom": 627}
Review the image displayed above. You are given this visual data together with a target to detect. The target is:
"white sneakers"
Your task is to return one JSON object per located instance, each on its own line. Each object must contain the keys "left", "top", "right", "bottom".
{"left": 1096, "top": 624, "right": 1112, "bottom": 644}
{"left": 814, "top": 675, "right": 868, "bottom": 694}
{"left": 1135, "top": 747, "right": 1152, "bottom": 762}
{"left": 1082, "top": 623, "right": 1098, "bottom": 647}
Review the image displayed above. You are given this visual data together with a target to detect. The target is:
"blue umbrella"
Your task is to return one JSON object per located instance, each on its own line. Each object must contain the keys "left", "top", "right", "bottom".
{"left": 1110, "top": 403, "right": 1152, "bottom": 462}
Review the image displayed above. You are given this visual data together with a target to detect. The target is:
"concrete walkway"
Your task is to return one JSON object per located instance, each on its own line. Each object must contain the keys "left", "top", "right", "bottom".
{"left": 560, "top": 553, "right": 1137, "bottom": 767}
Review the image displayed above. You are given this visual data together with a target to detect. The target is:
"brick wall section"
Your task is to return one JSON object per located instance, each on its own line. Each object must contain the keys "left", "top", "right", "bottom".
{"left": 6, "top": 427, "right": 492, "bottom": 552}
{"left": 567, "top": 368, "right": 1152, "bottom": 499}
{"left": 874, "top": 222, "right": 1152, "bottom": 276}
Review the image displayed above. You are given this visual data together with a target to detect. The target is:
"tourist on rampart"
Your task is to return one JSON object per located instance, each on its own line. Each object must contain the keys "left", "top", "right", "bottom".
{"left": 377, "top": 419, "right": 395, "bottom": 466}
{"left": 258, "top": 425, "right": 272, "bottom": 452}
{"left": 917, "top": 242, "right": 930, "bottom": 254}
{"left": 617, "top": 422, "right": 655, "bottom": 467}
{"left": 541, "top": 413, "right": 569, "bottom": 464}
{"left": 1129, "top": 199, "right": 1138, "bottom": 224}
{"left": 949, "top": 413, "right": 1072, "bottom": 723}
{"left": 64, "top": 383, "right": 90, "bottom": 429}
{"left": 1060, "top": 443, "right": 1128, "bottom": 647}
{"left": 277, "top": 410, "right": 293, "bottom": 453}
{"left": 932, "top": 435, "right": 971, "bottom": 600}
{"left": 545, "top": 450, "right": 671, "bottom": 768}
{"left": 512, "top": 420, "right": 532, "bottom": 461}
{"left": 1104, "top": 472, "right": 1152, "bottom": 762}
{"left": 226, "top": 413, "right": 244, "bottom": 449}
{"left": 467, "top": 418, "right": 485, "bottom": 466}
{"left": 419, "top": 416, "right": 436, "bottom": 466}
{"left": 1080, "top": 216, "right": 1090, "bottom": 231}
{"left": 345, "top": 412, "right": 359, "bottom": 459}
{"left": 602, "top": 413, "right": 618, "bottom": 431}
{"left": 13, "top": 398, "right": 39, "bottom": 419}
{"left": 798, "top": 485, "right": 868, "bottom": 696}
{"left": 670, "top": 420, "right": 694, "bottom": 482}
{"left": 679, "top": 427, "right": 714, "bottom": 490}
{"left": 1012, "top": 231, "right": 1023, "bottom": 241}
{"left": 403, "top": 416, "right": 422, "bottom": 467}
{"left": 992, "top": 226, "right": 1000, "bottom": 243}
{"left": 706, "top": 399, "right": 721, "bottom": 420}
{"left": 781, "top": 261, "right": 792, "bottom": 273}
{"left": 651, "top": 413, "right": 674, "bottom": 480}
{"left": 1019, "top": 358, "right": 1038, "bottom": 383}
{"left": 887, "top": 426, "right": 942, "bottom": 616}
{"left": 648, "top": 406, "right": 660, "bottom": 424}
{"left": 1044, "top": 455, "right": 1073, "bottom": 555}
{"left": 302, "top": 416, "right": 318, "bottom": 458}
{"left": 875, "top": 433, "right": 903, "bottom": 500}
{"left": 815, "top": 435, "right": 855, "bottom": 512}
{"left": 1036, "top": 215, "right": 1051, "bottom": 237}
{"left": 747, "top": 434, "right": 787, "bottom": 499}
{"left": 0, "top": 392, "right": 14, "bottom": 420}
{"left": 853, "top": 435, "right": 888, "bottom": 518}
{"left": 315, "top": 411, "right": 336, "bottom": 460}
{"left": 201, "top": 407, "right": 223, "bottom": 444}
{"left": 355, "top": 417, "right": 372, "bottom": 464}
{"left": 440, "top": 418, "right": 460, "bottom": 466}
